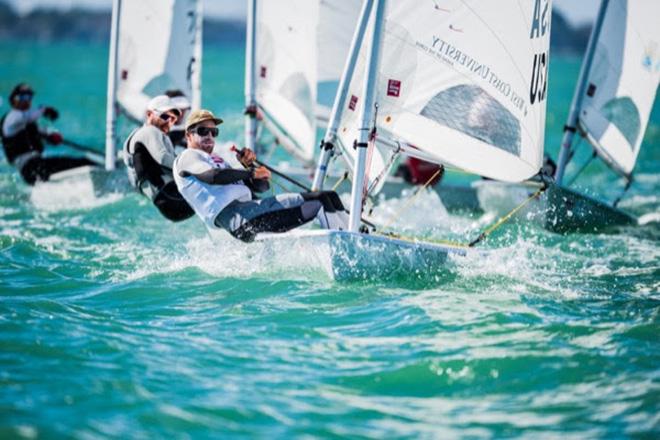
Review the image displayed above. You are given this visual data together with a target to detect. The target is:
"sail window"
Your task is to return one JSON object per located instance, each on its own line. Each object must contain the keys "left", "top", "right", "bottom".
{"left": 420, "top": 84, "right": 522, "bottom": 156}
{"left": 600, "top": 96, "right": 641, "bottom": 151}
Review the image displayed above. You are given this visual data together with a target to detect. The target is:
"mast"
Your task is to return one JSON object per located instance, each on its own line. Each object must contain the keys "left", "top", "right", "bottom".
{"left": 244, "top": 0, "right": 258, "bottom": 152}
{"left": 311, "top": 0, "right": 375, "bottom": 191}
{"left": 191, "top": 0, "right": 203, "bottom": 111}
{"left": 554, "top": 0, "right": 610, "bottom": 185}
{"left": 348, "top": 0, "right": 385, "bottom": 232}
{"left": 104, "top": 0, "right": 121, "bottom": 171}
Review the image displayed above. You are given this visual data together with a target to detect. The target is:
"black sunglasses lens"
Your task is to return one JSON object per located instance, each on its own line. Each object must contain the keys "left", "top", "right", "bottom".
{"left": 197, "top": 127, "right": 218, "bottom": 137}
{"left": 18, "top": 94, "right": 33, "bottom": 101}
{"left": 160, "top": 112, "right": 176, "bottom": 121}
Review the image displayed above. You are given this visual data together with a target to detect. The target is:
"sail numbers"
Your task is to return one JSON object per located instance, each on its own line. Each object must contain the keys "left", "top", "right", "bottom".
{"left": 529, "top": 0, "right": 550, "bottom": 105}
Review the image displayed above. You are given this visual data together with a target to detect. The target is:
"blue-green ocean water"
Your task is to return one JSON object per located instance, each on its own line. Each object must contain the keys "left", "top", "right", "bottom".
{"left": 1, "top": 40, "right": 659, "bottom": 438}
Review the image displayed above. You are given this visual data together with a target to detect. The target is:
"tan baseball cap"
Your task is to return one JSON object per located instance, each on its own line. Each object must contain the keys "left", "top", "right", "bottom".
{"left": 185, "top": 109, "right": 224, "bottom": 131}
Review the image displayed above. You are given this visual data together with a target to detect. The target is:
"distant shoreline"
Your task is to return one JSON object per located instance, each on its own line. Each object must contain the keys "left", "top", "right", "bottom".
{"left": 0, "top": 2, "right": 591, "bottom": 54}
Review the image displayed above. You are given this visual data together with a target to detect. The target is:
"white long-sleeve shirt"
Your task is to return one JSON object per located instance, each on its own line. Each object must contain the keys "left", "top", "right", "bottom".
{"left": 2, "top": 107, "right": 44, "bottom": 137}
{"left": 173, "top": 148, "right": 252, "bottom": 229}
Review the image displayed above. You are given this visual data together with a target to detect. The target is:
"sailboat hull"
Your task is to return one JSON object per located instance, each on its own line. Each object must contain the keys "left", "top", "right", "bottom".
{"left": 255, "top": 229, "right": 466, "bottom": 282}
{"left": 473, "top": 181, "right": 637, "bottom": 233}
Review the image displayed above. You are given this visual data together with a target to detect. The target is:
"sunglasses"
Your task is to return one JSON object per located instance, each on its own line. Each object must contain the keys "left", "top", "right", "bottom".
{"left": 158, "top": 112, "right": 179, "bottom": 122}
{"left": 192, "top": 126, "right": 219, "bottom": 138}
{"left": 17, "top": 93, "right": 33, "bottom": 102}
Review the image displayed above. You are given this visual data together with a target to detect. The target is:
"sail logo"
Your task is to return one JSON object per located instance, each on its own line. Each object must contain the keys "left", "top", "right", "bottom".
{"left": 642, "top": 43, "right": 660, "bottom": 72}
{"left": 349, "top": 95, "right": 358, "bottom": 111}
{"left": 387, "top": 80, "right": 401, "bottom": 97}
{"left": 210, "top": 155, "right": 225, "bottom": 166}
{"left": 260, "top": 66, "right": 267, "bottom": 78}
{"left": 424, "top": 36, "right": 528, "bottom": 115}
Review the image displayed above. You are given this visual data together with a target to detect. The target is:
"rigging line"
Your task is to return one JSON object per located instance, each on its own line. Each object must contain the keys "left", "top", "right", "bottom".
{"left": 332, "top": 171, "right": 349, "bottom": 191}
{"left": 379, "top": 166, "right": 444, "bottom": 232}
{"left": 566, "top": 149, "right": 598, "bottom": 187}
{"left": 230, "top": 145, "right": 311, "bottom": 191}
{"left": 361, "top": 103, "right": 379, "bottom": 202}
{"left": 366, "top": 141, "right": 402, "bottom": 197}
{"left": 372, "top": 183, "right": 547, "bottom": 250}
{"left": 468, "top": 183, "right": 547, "bottom": 247}
{"left": 262, "top": 139, "right": 277, "bottom": 163}
{"left": 374, "top": 230, "right": 470, "bottom": 249}
{"left": 253, "top": 158, "right": 311, "bottom": 191}
{"left": 612, "top": 175, "right": 633, "bottom": 208}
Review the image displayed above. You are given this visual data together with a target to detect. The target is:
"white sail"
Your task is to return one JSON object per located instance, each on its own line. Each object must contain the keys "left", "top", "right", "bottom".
{"left": 338, "top": 0, "right": 552, "bottom": 184}
{"left": 578, "top": 0, "right": 660, "bottom": 177}
{"left": 116, "top": 0, "right": 202, "bottom": 121}
{"left": 256, "top": 0, "right": 319, "bottom": 162}
{"left": 316, "top": 1, "right": 362, "bottom": 122}
{"left": 255, "top": 0, "right": 361, "bottom": 162}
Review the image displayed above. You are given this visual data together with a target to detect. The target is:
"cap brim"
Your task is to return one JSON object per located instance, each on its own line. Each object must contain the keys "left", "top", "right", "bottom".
{"left": 185, "top": 116, "right": 224, "bottom": 131}
{"left": 152, "top": 107, "right": 181, "bottom": 115}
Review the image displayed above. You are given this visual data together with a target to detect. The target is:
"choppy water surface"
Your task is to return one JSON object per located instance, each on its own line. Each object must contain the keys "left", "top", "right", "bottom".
{"left": 1, "top": 41, "right": 659, "bottom": 438}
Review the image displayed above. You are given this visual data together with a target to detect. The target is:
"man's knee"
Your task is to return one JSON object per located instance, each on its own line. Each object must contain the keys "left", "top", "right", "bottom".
{"left": 300, "top": 191, "right": 344, "bottom": 213}
{"left": 300, "top": 200, "right": 322, "bottom": 220}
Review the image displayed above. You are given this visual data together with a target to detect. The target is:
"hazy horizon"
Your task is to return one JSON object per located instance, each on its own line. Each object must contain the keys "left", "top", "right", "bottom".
{"left": 5, "top": 0, "right": 600, "bottom": 26}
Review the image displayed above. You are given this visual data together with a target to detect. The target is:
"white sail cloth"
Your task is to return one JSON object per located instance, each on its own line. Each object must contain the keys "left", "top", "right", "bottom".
{"left": 316, "top": 1, "right": 362, "bottom": 122}
{"left": 578, "top": 0, "right": 660, "bottom": 177}
{"left": 337, "top": 0, "right": 552, "bottom": 185}
{"left": 116, "top": 0, "right": 201, "bottom": 121}
{"left": 255, "top": 0, "right": 360, "bottom": 162}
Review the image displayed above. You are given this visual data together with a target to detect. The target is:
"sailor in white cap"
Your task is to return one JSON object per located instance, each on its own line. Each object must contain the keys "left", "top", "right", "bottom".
{"left": 122, "top": 95, "right": 194, "bottom": 222}
{"left": 164, "top": 89, "right": 191, "bottom": 148}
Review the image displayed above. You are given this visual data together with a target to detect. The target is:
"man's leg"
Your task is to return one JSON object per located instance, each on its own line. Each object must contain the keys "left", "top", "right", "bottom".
{"left": 215, "top": 193, "right": 323, "bottom": 242}
{"left": 301, "top": 191, "right": 349, "bottom": 229}
{"left": 153, "top": 181, "right": 196, "bottom": 222}
{"left": 24, "top": 156, "right": 97, "bottom": 183}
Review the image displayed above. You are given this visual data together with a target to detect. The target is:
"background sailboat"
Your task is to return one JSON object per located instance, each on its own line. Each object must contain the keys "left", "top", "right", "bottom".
{"left": 106, "top": 0, "right": 203, "bottom": 167}
{"left": 476, "top": 0, "right": 660, "bottom": 233}
{"left": 32, "top": 0, "right": 204, "bottom": 207}
{"left": 263, "top": 0, "right": 553, "bottom": 281}
{"left": 244, "top": 0, "right": 360, "bottom": 165}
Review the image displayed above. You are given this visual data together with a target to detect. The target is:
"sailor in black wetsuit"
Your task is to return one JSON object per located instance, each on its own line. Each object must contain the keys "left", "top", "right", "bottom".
{"left": 0, "top": 83, "right": 96, "bottom": 185}
{"left": 123, "top": 95, "right": 194, "bottom": 222}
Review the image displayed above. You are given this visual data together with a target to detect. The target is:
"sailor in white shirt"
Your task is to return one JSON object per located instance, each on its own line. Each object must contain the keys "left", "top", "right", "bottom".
{"left": 173, "top": 109, "right": 347, "bottom": 242}
{"left": 1, "top": 83, "right": 95, "bottom": 184}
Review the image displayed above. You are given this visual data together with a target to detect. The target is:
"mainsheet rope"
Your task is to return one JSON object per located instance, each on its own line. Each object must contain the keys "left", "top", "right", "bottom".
{"left": 369, "top": 168, "right": 549, "bottom": 249}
